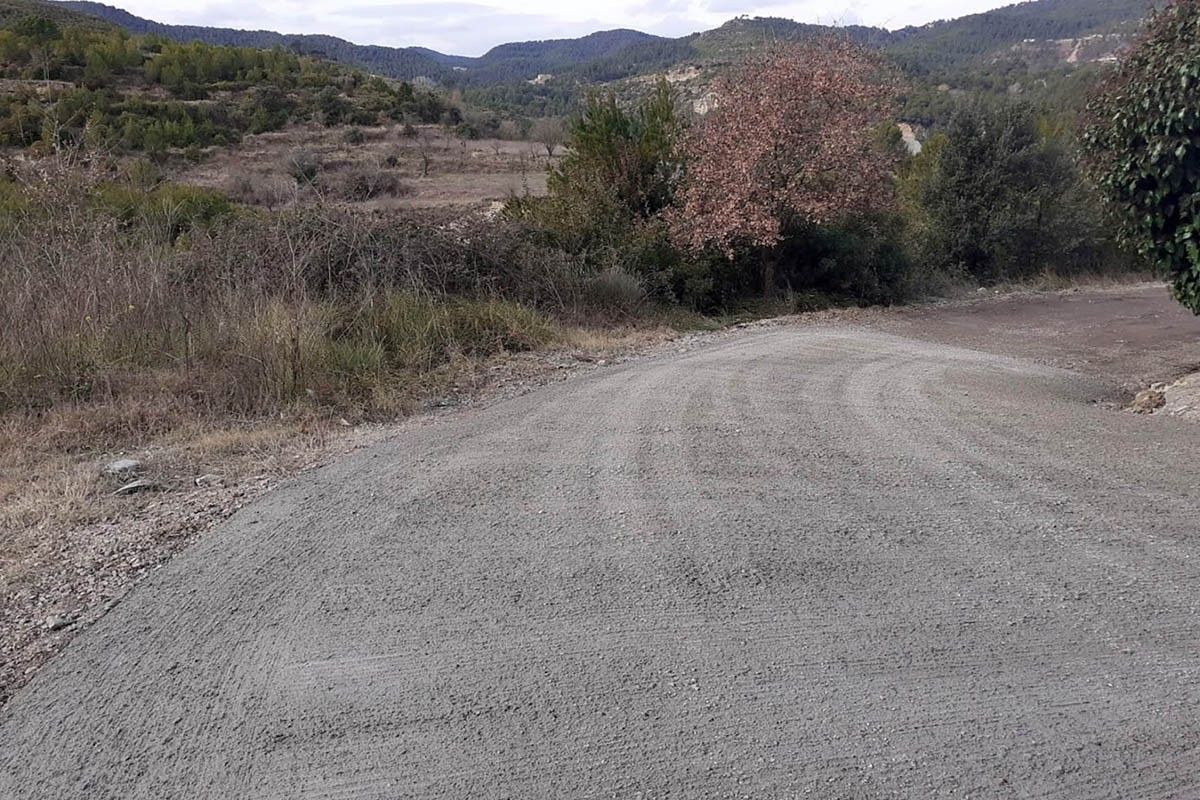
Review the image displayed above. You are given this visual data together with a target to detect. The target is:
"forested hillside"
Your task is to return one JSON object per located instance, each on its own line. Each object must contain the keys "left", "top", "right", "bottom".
{"left": 1, "top": 0, "right": 98, "bottom": 27}
{"left": 57, "top": 1, "right": 457, "bottom": 82}
{"left": 56, "top": 0, "right": 1154, "bottom": 91}
{"left": 0, "top": 14, "right": 452, "bottom": 152}
{"left": 888, "top": 0, "right": 1158, "bottom": 80}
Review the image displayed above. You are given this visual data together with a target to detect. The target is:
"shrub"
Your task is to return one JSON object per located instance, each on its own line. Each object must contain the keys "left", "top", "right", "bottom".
{"left": 1084, "top": 0, "right": 1200, "bottom": 311}
{"left": 332, "top": 168, "right": 411, "bottom": 201}
{"left": 0, "top": 176, "right": 27, "bottom": 222}
{"left": 508, "top": 81, "right": 685, "bottom": 295}
{"left": 287, "top": 149, "right": 321, "bottom": 185}
{"left": 454, "top": 122, "right": 480, "bottom": 140}
{"left": 225, "top": 173, "right": 294, "bottom": 206}
{"left": 0, "top": 168, "right": 563, "bottom": 416}
{"left": 774, "top": 214, "right": 915, "bottom": 305}
{"left": 908, "top": 100, "right": 1122, "bottom": 283}
{"left": 584, "top": 270, "right": 645, "bottom": 314}
{"left": 369, "top": 294, "right": 554, "bottom": 369}
{"left": 92, "top": 182, "right": 234, "bottom": 242}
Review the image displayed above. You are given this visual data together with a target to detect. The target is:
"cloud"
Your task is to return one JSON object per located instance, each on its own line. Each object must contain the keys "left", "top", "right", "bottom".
{"left": 333, "top": 2, "right": 497, "bottom": 16}
{"left": 631, "top": 0, "right": 692, "bottom": 15}
{"left": 704, "top": 0, "right": 793, "bottom": 13}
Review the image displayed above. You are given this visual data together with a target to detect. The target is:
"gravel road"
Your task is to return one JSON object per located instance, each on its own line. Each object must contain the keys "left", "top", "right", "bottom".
{"left": 3, "top": 286, "right": 1200, "bottom": 798}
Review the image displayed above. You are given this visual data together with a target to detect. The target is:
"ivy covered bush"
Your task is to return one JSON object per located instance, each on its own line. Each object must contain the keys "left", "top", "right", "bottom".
{"left": 1085, "top": 0, "right": 1200, "bottom": 312}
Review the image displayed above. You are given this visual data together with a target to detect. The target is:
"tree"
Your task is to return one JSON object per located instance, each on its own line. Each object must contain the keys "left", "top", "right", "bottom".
{"left": 507, "top": 83, "right": 686, "bottom": 300}
{"left": 670, "top": 39, "right": 899, "bottom": 264}
{"left": 12, "top": 16, "right": 60, "bottom": 81}
{"left": 512, "top": 84, "right": 681, "bottom": 252}
{"left": 1084, "top": 0, "right": 1200, "bottom": 312}
{"left": 548, "top": 81, "right": 681, "bottom": 222}
{"left": 416, "top": 128, "right": 435, "bottom": 176}
{"left": 531, "top": 117, "right": 564, "bottom": 158}
{"left": 912, "top": 100, "right": 1109, "bottom": 282}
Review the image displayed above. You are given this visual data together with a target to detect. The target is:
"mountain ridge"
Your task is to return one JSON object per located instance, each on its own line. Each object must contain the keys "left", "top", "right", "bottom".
{"left": 48, "top": 0, "right": 1156, "bottom": 87}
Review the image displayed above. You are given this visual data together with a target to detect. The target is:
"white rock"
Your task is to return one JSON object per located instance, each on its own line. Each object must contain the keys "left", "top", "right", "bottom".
{"left": 113, "top": 479, "right": 160, "bottom": 496}
{"left": 103, "top": 458, "right": 141, "bottom": 476}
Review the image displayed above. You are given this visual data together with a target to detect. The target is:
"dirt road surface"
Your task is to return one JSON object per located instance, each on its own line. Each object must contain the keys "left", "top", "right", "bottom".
{"left": 3, "top": 284, "right": 1200, "bottom": 798}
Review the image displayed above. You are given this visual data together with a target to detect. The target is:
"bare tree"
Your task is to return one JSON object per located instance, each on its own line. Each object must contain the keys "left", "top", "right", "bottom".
{"left": 416, "top": 129, "right": 435, "bottom": 177}
{"left": 498, "top": 120, "right": 521, "bottom": 141}
{"left": 531, "top": 118, "right": 565, "bottom": 159}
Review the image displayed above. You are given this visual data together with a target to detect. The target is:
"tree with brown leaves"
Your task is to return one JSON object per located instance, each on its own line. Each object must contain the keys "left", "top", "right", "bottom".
{"left": 670, "top": 38, "right": 899, "bottom": 293}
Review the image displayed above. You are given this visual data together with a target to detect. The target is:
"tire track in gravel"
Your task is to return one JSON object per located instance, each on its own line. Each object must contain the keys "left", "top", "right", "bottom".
{"left": 3, "top": 322, "right": 1200, "bottom": 799}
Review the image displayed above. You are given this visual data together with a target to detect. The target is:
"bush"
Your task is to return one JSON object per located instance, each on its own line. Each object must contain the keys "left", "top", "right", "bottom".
{"left": 332, "top": 168, "right": 411, "bottom": 201}
{"left": 905, "top": 100, "right": 1122, "bottom": 283}
{"left": 367, "top": 293, "right": 554, "bottom": 370}
{"left": 287, "top": 149, "right": 321, "bottom": 185}
{"left": 0, "top": 177, "right": 27, "bottom": 222}
{"left": 0, "top": 167, "right": 564, "bottom": 416}
{"left": 1084, "top": 0, "right": 1200, "bottom": 311}
{"left": 774, "top": 215, "right": 915, "bottom": 305}
{"left": 214, "top": 293, "right": 555, "bottom": 408}
{"left": 92, "top": 182, "right": 234, "bottom": 242}
{"left": 584, "top": 270, "right": 645, "bottom": 314}
{"left": 225, "top": 173, "right": 294, "bottom": 206}
{"left": 508, "top": 81, "right": 685, "bottom": 297}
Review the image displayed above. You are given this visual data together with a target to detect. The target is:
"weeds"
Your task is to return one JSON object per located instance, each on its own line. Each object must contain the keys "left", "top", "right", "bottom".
{"left": 0, "top": 161, "right": 571, "bottom": 420}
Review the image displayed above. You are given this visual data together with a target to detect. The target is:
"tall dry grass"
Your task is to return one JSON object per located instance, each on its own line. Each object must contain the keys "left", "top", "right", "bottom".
{"left": 0, "top": 158, "right": 581, "bottom": 421}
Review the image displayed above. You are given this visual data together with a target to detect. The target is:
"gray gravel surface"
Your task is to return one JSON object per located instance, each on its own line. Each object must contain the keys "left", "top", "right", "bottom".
{"left": 3, "top": 300, "right": 1200, "bottom": 798}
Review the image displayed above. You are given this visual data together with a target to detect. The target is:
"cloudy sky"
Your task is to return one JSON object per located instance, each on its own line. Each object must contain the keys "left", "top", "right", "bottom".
{"left": 112, "top": 0, "right": 1015, "bottom": 56}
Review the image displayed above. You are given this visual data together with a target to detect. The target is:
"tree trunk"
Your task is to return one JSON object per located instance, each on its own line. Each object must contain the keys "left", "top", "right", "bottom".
{"left": 761, "top": 253, "right": 777, "bottom": 299}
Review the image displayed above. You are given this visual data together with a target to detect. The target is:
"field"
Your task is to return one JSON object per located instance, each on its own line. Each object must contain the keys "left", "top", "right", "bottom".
{"left": 173, "top": 124, "right": 553, "bottom": 210}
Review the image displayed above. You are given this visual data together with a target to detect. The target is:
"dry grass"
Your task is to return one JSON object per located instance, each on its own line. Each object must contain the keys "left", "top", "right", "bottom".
{"left": 0, "top": 157, "right": 670, "bottom": 699}
{"left": 0, "top": 163, "right": 580, "bottom": 415}
{"left": 0, "top": 157, "right": 588, "bottom": 567}
{"left": 0, "top": 398, "right": 338, "bottom": 704}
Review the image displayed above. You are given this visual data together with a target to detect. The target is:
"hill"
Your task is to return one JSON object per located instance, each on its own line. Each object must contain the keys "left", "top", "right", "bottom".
{"left": 888, "top": 0, "right": 1158, "bottom": 80}
{"left": 56, "top": 1, "right": 456, "bottom": 82}
{"left": 0, "top": 7, "right": 453, "bottom": 153}
{"left": 0, "top": 0, "right": 104, "bottom": 27}
{"left": 53, "top": 0, "right": 1154, "bottom": 92}
{"left": 471, "top": 29, "right": 665, "bottom": 82}
{"left": 56, "top": 3, "right": 676, "bottom": 86}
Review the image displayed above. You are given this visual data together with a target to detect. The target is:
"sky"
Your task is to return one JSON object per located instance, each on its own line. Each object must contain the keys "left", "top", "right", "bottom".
{"left": 110, "top": 0, "right": 1017, "bottom": 56}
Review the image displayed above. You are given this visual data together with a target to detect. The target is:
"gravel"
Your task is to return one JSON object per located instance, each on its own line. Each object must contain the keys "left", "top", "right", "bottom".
{"left": 3, "top": 283, "right": 1200, "bottom": 798}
